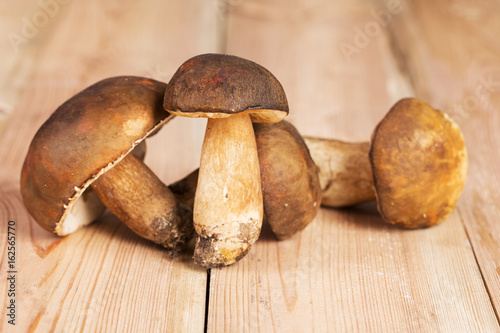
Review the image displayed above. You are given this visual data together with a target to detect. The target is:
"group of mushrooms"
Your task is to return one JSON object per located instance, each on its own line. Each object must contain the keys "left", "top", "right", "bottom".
{"left": 20, "top": 54, "right": 468, "bottom": 268}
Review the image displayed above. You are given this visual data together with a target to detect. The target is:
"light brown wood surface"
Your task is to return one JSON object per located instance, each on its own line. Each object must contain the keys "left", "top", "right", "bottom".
{"left": 0, "top": 0, "right": 499, "bottom": 332}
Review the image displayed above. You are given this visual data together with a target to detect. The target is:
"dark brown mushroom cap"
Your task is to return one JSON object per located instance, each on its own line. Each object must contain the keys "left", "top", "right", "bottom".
{"left": 163, "top": 53, "right": 289, "bottom": 123}
{"left": 20, "top": 76, "right": 172, "bottom": 235}
{"left": 370, "top": 98, "right": 468, "bottom": 228}
{"left": 254, "top": 120, "right": 321, "bottom": 239}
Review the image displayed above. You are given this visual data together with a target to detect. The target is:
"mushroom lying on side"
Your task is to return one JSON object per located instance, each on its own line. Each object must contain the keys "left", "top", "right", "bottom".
{"left": 304, "top": 98, "right": 468, "bottom": 228}
{"left": 169, "top": 120, "right": 322, "bottom": 241}
{"left": 164, "top": 54, "right": 289, "bottom": 267}
{"left": 254, "top": 120, "right": 321, "bottom": 239}
{"left": 21, "top": 76, "right": 193, "bottom": 250}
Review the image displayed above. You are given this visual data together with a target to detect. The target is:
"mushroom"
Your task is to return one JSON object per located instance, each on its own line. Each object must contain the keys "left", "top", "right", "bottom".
{"left": 163, "top": 54, "right": 288, "bottom": 267}
{"left": 304, "top": 98, "right": 468, "bottom": 228}
{"left": 254, "top": 120, "right": 321, "bottom": 239}
{"left": 21, "top": 76, "right": 193, "bottom": 250}
{"left": 166, "top": 120, "right": 322, "bottom": 241}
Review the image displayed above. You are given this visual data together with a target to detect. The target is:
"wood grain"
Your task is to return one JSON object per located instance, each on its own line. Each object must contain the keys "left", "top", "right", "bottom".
{"left": 204, "top": 0, "right": 500, "bottom": 331}
{"left": 0, "top": 0, "right": 217, "bottom": 331}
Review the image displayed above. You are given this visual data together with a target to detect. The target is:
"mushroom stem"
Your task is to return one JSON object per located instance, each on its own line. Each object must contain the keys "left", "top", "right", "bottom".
{"left": 90, "top": 153, "right": 193, "bottom": 251}
{"left": 303, "top": 137, "right": 375, "bottom": 207}
{"left": 193, "top": 114, "right": 263, "bottom": 268}
{"left": 168, "top": 168, "right": 198, "bottom": 211}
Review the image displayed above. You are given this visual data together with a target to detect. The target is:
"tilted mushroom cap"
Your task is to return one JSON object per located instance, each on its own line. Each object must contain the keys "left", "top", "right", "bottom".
{"left": 21, "top": 76, "right": 172, "bottom": 235}
{"left": 369, "top": 98, "right": 468, "bottom": 228}
{"left": 163, "top": 53, "right": 289, "bottom": 122}
{"left": 254, "top": 120, "right": 321, "bottom": 239}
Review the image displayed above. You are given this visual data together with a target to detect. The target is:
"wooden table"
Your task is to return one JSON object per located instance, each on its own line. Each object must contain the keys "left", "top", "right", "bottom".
{"left": 1, "top": 0, "right": 499, "bottom": 331}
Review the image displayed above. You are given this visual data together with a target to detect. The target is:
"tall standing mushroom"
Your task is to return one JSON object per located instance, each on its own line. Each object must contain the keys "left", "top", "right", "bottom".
{"left": 304, "top": 98, "right": 468, "bottom": 228}
{"left": 164, "top": 54, "right": 289, "bottom": 267}
{"left": 21, "top": 76, "right": 193, "bottom": 250}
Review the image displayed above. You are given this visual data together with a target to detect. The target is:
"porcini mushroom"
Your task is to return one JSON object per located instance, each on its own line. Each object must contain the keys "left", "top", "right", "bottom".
{"left": 166, "top": 120, "right": 322, "bottom": 240}
{"left": 254, "top": 120, "right": 321, "bottom": 239}
{"left": 304, "top": 98, "right": 468, "bottom": 228}
{"left": 164, "top": 54, "right": 288, "bottom": 267}
{"left": 21, "top": 76, "right": 193, "bottom": 250}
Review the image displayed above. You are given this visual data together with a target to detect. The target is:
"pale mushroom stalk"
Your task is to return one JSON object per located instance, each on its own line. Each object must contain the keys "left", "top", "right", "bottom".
{"left": 303, "top": 137, "right": 375, "bottom": 207}
{"left": 193, "top": 114, "right": 263, "bottom": 266}
{"left": 90, "top": 153, "right": 192, "bottom": 251}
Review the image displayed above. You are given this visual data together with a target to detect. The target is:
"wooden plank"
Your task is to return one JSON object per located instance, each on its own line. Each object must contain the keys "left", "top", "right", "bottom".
{"left": 386, "top": 0, "right": 500, "bottom": 319}
{"left": 0, "top": 0, "right": 218, "bottom": 331}
{"left": 206, "top": 0, "right": 500, "bottom": 331}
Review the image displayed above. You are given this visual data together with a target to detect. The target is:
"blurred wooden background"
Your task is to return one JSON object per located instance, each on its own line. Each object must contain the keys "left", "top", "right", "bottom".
{"left": 1, "top": 0, "right": 499, "bottom": 332}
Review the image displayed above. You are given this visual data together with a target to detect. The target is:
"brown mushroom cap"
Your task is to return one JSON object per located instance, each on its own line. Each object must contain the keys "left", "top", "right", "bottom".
{"left": 21, "top": 76, "right": 172, "bottom": 235}
{"left": 163, "top": 53, "right": 289, "bottom": 122}
{"left": 370, "top": 98, "right": 468, "bottom": 228}
{"left": 254, "top": 120, "right": 321, "bottom": 239}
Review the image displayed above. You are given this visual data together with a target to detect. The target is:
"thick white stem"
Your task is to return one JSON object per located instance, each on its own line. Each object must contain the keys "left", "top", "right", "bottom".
{"left": 193, "top": 114, "right": 263, "bottom": 267}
